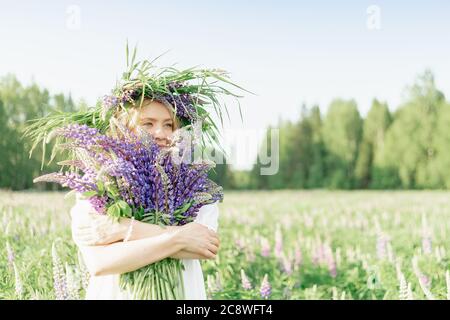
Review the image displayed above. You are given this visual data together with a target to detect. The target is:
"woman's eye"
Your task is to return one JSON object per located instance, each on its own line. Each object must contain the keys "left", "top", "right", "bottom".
{"left": 165, "top": 123, "right": 173, "bottom": 128}
{"left": 143, "top": 123, "right": 153, "bottom": 127}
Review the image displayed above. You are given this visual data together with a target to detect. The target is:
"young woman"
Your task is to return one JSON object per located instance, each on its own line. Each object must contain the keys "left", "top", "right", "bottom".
{"left": 23, "top": 48, "right": 245, "bottom": 300}
{"left": 70, "top": 99, "right": 221, "bottom": 299}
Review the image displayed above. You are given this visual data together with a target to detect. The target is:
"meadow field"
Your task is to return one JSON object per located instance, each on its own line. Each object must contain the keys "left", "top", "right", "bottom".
{"left": 0, "top": 190, "right": 449, "bottom": 300}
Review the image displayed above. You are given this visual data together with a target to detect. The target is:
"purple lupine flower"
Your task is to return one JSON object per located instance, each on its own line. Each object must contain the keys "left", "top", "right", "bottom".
{"left": 152, "top": 81, "right": 198, "bottom": 123}
{"left": 34, "top": 123, "right": 223, "bottom": 227}
{"left": 6, "top": 241, "right": 14, "bottom": 269}
{"left": 422, "top": 234, "right": 432, "bottom": 255}
{"left": 260, "top": 274, "right": 271, "bottom": 299}
{"left": 260, "top": 237, "right": 270, "bottom": 257}
{"left": 274, "top": 226, "right": 283, "bottom": 258}
{"left": 52, "top": 243, "right": 68, "bottom": 300}
{"left": 120, "top": 89, "right": 136, "bottom": 104}
{"left": 328, "top": 255, "right": 337, "bottom": 278}
{"left": 33, "top": 171, "right": 92, "bottom": 193}
{"left": 102, "top": 95, "right": 119, "bottom": 109}
{"left": 376, "top": 233, "right": 389, "bottom": 260}
{"left": 281, "top": 253, "right": 292, "bottom": 275}
{"left": 294, "top": 243, "right": 302, "bottom": 269}
{"left": 323, "top": 244, "right": 337, "bottom": 278}
{"left": 312, "top": 243, "right": 325, "bottom": 266}
{"left": 240, "top": 269, "right": 252, "bottom": 290}
{"left": 88, "top": 195, "right": 108, "bottom": 214}
{"left": 420, "top": 274, "right": 431, "bottom": 290}
{"left": 13, "top": 263, "right": 23, "bottom": 299}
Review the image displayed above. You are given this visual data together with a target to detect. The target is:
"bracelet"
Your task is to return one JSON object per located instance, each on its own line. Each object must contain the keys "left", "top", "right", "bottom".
{"left": 124, "top": 217, "right": 135, "bottom": 242}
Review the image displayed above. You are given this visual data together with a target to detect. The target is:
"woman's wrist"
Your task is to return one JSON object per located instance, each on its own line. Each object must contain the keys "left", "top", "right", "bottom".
{"left": 118, "top": 218, "right": 133, "bottom": 241}
{"left": 169, "top": 228, "right": 186, "bottom": 251}
{"left": 123, "top": 217, "right": 135, "bottom": 242}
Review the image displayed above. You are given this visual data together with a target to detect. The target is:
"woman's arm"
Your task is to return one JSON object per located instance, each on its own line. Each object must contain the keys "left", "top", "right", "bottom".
{"left": 71, "top": 199, "right": 217, "bottom": 259}
{"left": 79, "top": 230, "right": 183, "bottom": 276}
{"left": 130, "top": 222, "right": 209, "bottom": 259}
{"left": 77, "top": 221, "right": 219, "bottom": 276}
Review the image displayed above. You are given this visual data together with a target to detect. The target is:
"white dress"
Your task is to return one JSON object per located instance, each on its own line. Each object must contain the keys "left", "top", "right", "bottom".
{"left": 70, "top": 194, "right": 219, "bottom": 300}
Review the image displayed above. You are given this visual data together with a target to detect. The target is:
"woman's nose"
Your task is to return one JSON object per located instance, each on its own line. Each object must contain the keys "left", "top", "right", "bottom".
{"left": 152, "top": 127, "right": 163, "bottom": 137}
{"left": 151, "top": 127, "right": 167, "bottom": 141}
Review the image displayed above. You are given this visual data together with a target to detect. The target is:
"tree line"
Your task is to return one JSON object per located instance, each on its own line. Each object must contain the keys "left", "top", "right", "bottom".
{"left": 249, "top": 70, "right": 450, "bottom": 190}
{"left": 0, "top": 74, "right": 81, "bottom": 190}
{"left": 1, "top": 70, "right": 449, "bottom": 191}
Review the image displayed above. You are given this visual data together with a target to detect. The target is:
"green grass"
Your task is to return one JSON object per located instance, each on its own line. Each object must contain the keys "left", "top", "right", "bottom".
{"left": 1, "top": 190, "right": 449, "bottom": 300}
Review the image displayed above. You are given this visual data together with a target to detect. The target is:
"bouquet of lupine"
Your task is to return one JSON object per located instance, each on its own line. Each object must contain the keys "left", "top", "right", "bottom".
{"left": 33, "top": 122, "right": 223, "bottom": 299}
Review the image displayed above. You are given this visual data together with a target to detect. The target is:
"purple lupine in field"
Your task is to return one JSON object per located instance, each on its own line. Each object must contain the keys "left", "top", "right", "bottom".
{"left": 421, "top": 275, "right": 431, "bottom": 289}
{"left": 328, "top": 255, "right": 337, "bottom": 278}
{"left": 376, "top": 232, "right": 389, "bottom": 260}
{"left": 6, "top": 241, "right": 14, "bottom": 269}
{"left": 52, "top": 243, "right": 68, "bottom": 300}
{"left": 240, "top": 269, "right": 252, "bottom": 290}
{"left": 77, "top": 251, "right": 90, "bottom": 291}
{"left": 65, "top": 264, "right": 81, "bottom": 300}
{"left": 293, "top": 243, "right": 302, "bottom": 270}
{"left": 260, "top": 237, "right": 270, "bottom": 257}
{"left": 13, "top": 262, "right": 23, "bottom": 299}
{"left": 312, "top": 242, "right": 326, "bottom": 266}
{"left": 280, "top": 253, "right": 292, "bottom": 275}
{"left": 312, "top": 246, "right": 320, "bottom": 266}
{"left": 422, "top": 232, "right": 433, "bottom": 255}
{"left": 412, "top": 255, "right": 435, "bottom": 299}
{"left": 323, "top": 243, "right": 337, "bottom": 278}
{"left": 422, "top": 235, "right": 432, "bottom": 252}
{"left": 274, "top": 225, "right": 283, "bottom": 258}
{"left": 260, "top": 274, "right": 271, "bottom": 299}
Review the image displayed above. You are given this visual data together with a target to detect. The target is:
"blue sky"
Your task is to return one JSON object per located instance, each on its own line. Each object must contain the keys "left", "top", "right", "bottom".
{"left": 1, "top": 1, "right": 449, "bottom": 169}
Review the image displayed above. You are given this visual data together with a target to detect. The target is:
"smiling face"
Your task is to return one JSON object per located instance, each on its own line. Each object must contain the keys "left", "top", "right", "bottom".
{"left": 134, "top": 100, "right": 179, "bottom": 149}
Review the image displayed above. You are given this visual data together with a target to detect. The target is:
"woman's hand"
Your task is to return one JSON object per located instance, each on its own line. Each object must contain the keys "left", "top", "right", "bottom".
{"left": 171, "top": 222, "right": 220, "bottom": 259}
{"left": 71, "top": 209, "right": 129, "bottom": 246}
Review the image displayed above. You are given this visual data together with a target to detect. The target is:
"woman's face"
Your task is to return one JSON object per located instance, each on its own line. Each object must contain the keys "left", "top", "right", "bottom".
{"left": 135, "top": 100, "right": 175, "bottom": 149}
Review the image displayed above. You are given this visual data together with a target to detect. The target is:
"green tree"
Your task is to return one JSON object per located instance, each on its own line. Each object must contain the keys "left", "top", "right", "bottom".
{"left": 322, "top": 99, "right": 363, "bottom": 189}
{"left": 354, "top": 99, "right": 392, "bottom": 188}
{"left": 376, "top": 70, "right": 445, "bottom": 188}
{"left": 0, "top": 74, "right": 77, "bottom": 190}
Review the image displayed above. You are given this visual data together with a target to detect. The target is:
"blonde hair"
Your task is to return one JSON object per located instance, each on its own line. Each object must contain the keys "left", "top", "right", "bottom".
{"left": 110, "top": 98, "right": 180, "bottom": 135}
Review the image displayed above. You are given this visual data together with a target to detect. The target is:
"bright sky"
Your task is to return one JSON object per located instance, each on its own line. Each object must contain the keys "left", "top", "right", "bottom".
{"left": 1, "top": 0, "right": 449, "bottom": 170}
